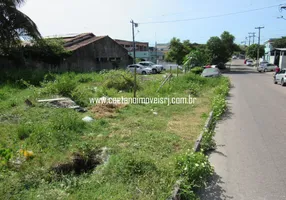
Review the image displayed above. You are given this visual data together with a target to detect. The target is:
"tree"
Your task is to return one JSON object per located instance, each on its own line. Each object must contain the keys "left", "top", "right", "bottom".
{"left": 206, "top": 36, "right": 228, "bottom": 64}
{"left": 246, "top": 44, "right": 265, "bottom": 60}
{"left": 205, "top": 31, "right": 237, "bottom": 64}
{"left": 273, "top": 37, "right": 286, "bottom": 48}
{"left": 235, "top": 45, "right": 247, "bottom": 55}
{"left": 221, "top": 31, "right": 236, "bottom": 58}
{"left": 183, "top": 49, "right": 208, "bottom": 67}
{"left": 165, "top": 37, "right": 193, "bottom": 65}
{"left": 0, "top": 0, "right": 41, "bottom": 55}
{"left": 23, "top": 38, "right": 72, "bottom": 65}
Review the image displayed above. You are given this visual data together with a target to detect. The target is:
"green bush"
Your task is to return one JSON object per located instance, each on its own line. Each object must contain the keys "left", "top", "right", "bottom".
{"left": 200, "top": 130, "right": 216, "bottom": 153}
{"left": 102, "top": 70, "right": 136, "bottom": 92}
{"left": 190, "top": 67, "right": 204, "bottom": 75}
{"left": 0, "top": 68, "right": 48, "bottom": 86}
{"left": 0, "top": 148, "right": 13, "bottom": 166}
{"left": 41, "top": 72, "right": 77, "bottom": 97}
{"left": 50, "top": 110, "right": 86, "bottom": 133}
{"left": 212, "top": 79, "right": 230, "bottom": 120}
{"left": 71, "top": 87, "right": 94, "bottom": 107}
{"left": 176, "top": 152, "right": 214, "bottom": 198}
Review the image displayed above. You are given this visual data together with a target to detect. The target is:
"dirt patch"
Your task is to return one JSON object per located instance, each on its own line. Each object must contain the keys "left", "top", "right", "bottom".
{"left": 90, "top": 103, "right": 127, "bottom": 119}
{"left": 51, "top": 148, "right": 109, "bottom": 175}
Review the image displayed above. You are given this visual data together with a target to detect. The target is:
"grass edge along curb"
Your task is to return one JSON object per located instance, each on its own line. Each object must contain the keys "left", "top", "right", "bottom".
{"left": 168, "top": 77, "right": 230, "bottom": 200}
{"left": 193, "top": 111, "right": 214, "bottom": 152}
{"left": 167, "top": 111, "right": 214, "bottom": 200}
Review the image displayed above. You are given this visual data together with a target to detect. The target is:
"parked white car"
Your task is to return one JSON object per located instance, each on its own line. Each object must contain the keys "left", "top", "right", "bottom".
{"left": 274, "top": 68, "right": 286, "bottom": 86}
{"left": 138, "top": 61, "right": 164, "bottom": 74}
{"left": 126, "top": 64, "right": 152, "bottom": 75}
{"left": 246, "top": 60, "right": 253, "bottom": 66}
{"left": 257, "top": 63, "right": 276, "bottom": 72}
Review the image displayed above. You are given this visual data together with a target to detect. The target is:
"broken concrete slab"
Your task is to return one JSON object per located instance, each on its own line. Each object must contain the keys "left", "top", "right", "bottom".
{"left": 37, "top": 97, "right": 87, "bottom": 112}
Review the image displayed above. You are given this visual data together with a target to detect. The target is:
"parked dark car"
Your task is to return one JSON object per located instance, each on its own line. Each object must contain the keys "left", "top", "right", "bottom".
{"left": 216, "top": 62, "right": 226, "bottom": 70}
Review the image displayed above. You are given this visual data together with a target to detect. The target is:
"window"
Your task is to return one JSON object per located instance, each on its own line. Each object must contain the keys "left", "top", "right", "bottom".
{"left": 140, "top": 63, "right": 148, "bottom": 66}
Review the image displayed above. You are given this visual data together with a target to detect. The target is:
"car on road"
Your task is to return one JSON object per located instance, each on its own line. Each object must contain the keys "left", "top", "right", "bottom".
{"left": 246, "top": 60, "right": 253, "bottom": 66}
{"left": 138, "top": 61, "right": 164, "bottom": 74}
{"left": 201, "top": 68, "right": 221, "bottom": 78}
{"left": 232, "top": 56, "right": 237, "bottom": 59}
{"left": 274, "top": 68, "right": 286, "bottom": 86}
{"left": 126, "top": 64, "right": 152, "bottom": 75}
{"left": 257, "top": 63, "right": 276, "bottom": 72}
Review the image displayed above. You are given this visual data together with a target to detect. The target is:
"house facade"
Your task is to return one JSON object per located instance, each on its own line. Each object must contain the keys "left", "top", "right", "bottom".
{"left": 264, "top": 38, "right": 277, "bottom": 63}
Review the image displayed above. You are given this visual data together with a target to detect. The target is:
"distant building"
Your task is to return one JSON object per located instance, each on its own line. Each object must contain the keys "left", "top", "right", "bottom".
{"left": 115, "top": 39, "right": 164, "bottom": 63}
{"left": 114, "top": 39, "right": 149, "bottom": 51}
{"left": 156, "top": 43, "right": 170, "bottom": 54}
{"left": 264, "top": 38, "right": 278, "bottom": 63}
{"left": 51, "top": 33, "right": 132, "bottom": 71}
{"left": 115, "top": 39, "right": 150, "bottom": 61}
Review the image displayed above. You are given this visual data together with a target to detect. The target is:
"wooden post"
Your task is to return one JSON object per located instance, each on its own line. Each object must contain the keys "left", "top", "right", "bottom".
{"left": 177, "top": 66, "right": 179, "bottom": 77}
{"left": 169, "top": 66, "right": 172, "bottom": 86}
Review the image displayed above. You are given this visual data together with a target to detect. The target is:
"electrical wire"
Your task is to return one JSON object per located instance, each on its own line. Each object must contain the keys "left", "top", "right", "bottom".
{"left": 139, "top": 4, "right": 282, "bottom": 25}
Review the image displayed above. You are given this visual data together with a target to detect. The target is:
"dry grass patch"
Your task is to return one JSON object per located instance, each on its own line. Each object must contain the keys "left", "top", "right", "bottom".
{"left": 90, "top": 103, "right": 127, "bottom": 119}
{"left": 167, "top": 101, "right": 211, "bottom": 141}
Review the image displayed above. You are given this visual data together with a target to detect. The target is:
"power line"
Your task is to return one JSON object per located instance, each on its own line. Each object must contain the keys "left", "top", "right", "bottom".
{"left": 139, "top": 4, "right": 281, "bottom": 24}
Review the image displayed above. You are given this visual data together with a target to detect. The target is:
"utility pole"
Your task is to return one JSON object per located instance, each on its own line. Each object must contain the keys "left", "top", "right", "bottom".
{"left": 255, "top": 26, "right": 265, "bottom": 67}
{"left": 131, "top": 19, "right": 138, "bottom": 97}
{"left": 248, "top": 32, "right": 255, "bottom": 45}
{"left": 247, "top": 34, "right": 251, "bottom": 46}
{"left": 155, "top": 32, "right": 157, "bottom": 64}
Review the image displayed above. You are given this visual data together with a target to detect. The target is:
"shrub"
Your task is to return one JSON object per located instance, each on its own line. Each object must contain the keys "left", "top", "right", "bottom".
{"left": 200, "top": 130, "right": 216, "bottom": 153}
{"left": 0, "top": 148, "right": 13, "bottom": 166}
{"left": 51, "top": 110, "right": 86, "bottom": 133}
{"left": 176, "top": 152, "right": 214, "bottom": 197}
{"left": 0, "top": 68, "right": 48, "bottom": 86}
{"left": 190, "top": 67, "right": 204, "bottom": 75}
{"left": 102, "top": 70, "right": 137, "bottom": 91}
{"left": 71, "top": 87, "right": 94, "bottom": 107}
{"left": 41, "top": 72, "right": 77, "bottom": 97}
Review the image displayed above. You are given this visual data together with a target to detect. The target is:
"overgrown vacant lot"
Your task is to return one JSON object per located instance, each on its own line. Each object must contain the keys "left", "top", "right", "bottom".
{"left": 0, "top": 70, "right": 228, "bottom": 199}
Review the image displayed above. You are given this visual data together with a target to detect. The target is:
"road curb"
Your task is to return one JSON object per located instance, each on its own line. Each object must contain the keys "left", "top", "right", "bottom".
{"left": 193, "top": 111, "right": 214, "bottom": 152}
{"left": 168, "top": 111, "right": 214, "bottom": 200}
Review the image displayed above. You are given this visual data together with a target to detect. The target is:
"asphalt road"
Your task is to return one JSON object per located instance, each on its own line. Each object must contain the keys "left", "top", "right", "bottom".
{"left": 200, "top": 59, "right": 286, "bottom": 200}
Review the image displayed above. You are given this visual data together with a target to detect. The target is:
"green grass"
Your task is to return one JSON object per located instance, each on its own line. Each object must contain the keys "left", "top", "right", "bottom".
{"left": 0, "top": 70, "right": 229, "bottom": 200}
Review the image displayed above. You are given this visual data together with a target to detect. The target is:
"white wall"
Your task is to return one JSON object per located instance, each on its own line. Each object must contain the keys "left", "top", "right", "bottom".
{"left": 280, "top": 52, "right": 286, "bottom": 69}
{"left": 270, "top": 56, "right": 275, "bottom": 64}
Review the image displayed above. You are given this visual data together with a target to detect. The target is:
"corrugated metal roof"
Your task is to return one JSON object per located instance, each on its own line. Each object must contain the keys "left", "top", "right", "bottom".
{"left": 65, "top": 36, "right": 106, "bottom": 51}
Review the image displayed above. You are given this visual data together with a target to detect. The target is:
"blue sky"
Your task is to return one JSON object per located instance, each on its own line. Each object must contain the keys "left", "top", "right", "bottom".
{"left": 20, "top": 0, "right": 286, "bottom": 46}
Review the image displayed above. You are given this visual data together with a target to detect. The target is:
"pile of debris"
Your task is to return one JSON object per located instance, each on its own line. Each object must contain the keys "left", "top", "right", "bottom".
{"left": 37, "top": 98, "right": 87, "bottom": 112}
{"left": 91, "top": 102, "right": 127, "bottom": 119}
